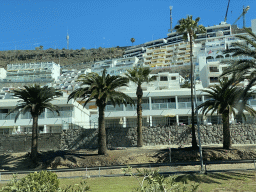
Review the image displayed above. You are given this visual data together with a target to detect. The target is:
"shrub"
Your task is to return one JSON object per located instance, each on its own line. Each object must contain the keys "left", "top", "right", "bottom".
{"left": 0, "top": 171, "right": 90, "bottom": 192}
{"left": 122, "top": 166, "right": 199, "bottom": 192}
{"left": 1, "top": 171, "right": 59, "bottom": 192}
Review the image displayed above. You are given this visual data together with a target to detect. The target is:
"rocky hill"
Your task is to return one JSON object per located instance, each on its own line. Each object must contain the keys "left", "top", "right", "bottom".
{"left": 0, "top": 47, "right": 126, "bottom": 70}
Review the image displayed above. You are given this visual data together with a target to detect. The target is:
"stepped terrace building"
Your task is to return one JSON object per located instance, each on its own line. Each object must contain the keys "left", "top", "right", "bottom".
{"left": 1, "top": 62, "right": 60, "bottom": 84}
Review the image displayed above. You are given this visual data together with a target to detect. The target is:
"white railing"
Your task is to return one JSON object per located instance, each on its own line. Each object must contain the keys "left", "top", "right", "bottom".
{"left": 0, "top": 113, "right": 17, "bottom": 120}
{"left": 152, "top": 103, "right": 176, "bottom": 110}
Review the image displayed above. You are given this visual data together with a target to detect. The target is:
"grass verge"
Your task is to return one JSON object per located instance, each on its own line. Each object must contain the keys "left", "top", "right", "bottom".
{"left": 58, "top": 170, "right": 256, "bottom": 192}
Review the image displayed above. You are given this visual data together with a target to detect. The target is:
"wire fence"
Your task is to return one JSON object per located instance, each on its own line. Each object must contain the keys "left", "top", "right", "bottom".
{"left": 0, "top": 160, "right": 255, "bottom": 183}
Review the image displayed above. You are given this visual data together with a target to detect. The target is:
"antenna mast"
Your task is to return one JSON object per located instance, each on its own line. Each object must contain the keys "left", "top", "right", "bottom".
{"left": 66, "top": 29, "right": 69, "bottom": 50}
{"left": 168, "top": 6, "right": 173, "bottom": 33}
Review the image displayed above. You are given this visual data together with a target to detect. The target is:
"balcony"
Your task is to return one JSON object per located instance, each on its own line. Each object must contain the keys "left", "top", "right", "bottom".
{"left": 178, "top": 102, "right": 191, "bottom": 109}
{"left": 248, "top": 99, "right": 256, "bottom": 106}
{"left": 0, "top": 113, "right": 18, "bottom": 120}
{"left": 126, "top": 103, "right": 149, "bottom": 111}
{"left": 178, "top": 101, "right": 203, "bottom": 109}
{"left": 105, "top": 105, "right": 124, "bottom": 112}
{"left": 47, "top": 111, "right": 72, "bottom": 118}
{"left": 209, "top": 67, "right": 219, "bottom": 72}
{"left": 152, "top": 103, "right": 176, "bottom": 110}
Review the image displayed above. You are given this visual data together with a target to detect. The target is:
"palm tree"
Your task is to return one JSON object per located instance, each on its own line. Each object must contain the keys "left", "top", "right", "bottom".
{"left": 130, "top": 38, "right": 135, "bottom": 46}
{"left": 68, "top": 69, "right": 134, "bottom": 155}
{"left": 197, "top": 79, "right": 256, "bottom": 149}
{"left": 125, "top": 66, "right": 152, "bottom": 147}
{"left": 6, "top": 85, "right": 62, "bottom": 161}
{"left": 221, "top": 28, "right": 256, "bottom": 96}
{"left": 174, "top": 15, "right": 206, "bottom": 149}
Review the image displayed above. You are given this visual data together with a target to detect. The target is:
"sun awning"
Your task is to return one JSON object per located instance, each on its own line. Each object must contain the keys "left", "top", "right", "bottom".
{"left": 164, "top": 113, "right": 176, "bottom": 117}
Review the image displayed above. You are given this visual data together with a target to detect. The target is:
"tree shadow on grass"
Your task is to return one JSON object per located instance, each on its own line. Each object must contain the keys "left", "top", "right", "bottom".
{"left": 174, "top": 171, "right": 255, "bottom": 185}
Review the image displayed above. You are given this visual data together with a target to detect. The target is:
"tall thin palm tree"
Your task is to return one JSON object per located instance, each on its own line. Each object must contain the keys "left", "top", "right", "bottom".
{"left": 6, "top": 85, "right": 62, "bottom": 161}
{"left": 174, "top": 15, "right": 206, "bottom": 149}
{"left": 221, "top": 28, "right": 256, "bottom": 96}
{"left": 125, "top": 66, "right": 152, "bottom": 147}
{"left": 197, "top": 79, "right": 256, "bottom": 149}
{"left": 68, "top": 69, "right": 134, "bottom": 155}
{"left": 130, "top": 38, "right": 135, "bottom": 46}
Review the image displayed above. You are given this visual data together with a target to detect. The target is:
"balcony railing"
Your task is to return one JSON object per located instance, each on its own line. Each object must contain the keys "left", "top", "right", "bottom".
{"left": 0, "top": 111, "right": 72, "bottom": 121}
{"left": 0, "top": 113, "right": 18, "bottom": 120}
{"left": 47, "top": 111, "right": 72, "bottom": 118}
{"left": 126, "top": 103, "right": 149, "bottom": 111}
{"left": 105, "top": 105, "right": 123, "bottom": 112}
{"left": 152, "top": 103, "right": 176, "bottom": 110}
{"left": 248, "top": 99, "right": 256, "bottom": 106}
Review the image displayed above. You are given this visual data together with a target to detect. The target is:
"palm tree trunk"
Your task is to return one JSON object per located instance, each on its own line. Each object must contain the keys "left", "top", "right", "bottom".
{"left": 31, "top": 115, "right": 38, "bottom": 162}
{"left": 136, "top": 84, "right": 143, "bottom": 147}
{"left": 98, "top": 105, "right": 107, "bottom": 155}
{"left": 222, "top": 110, "right": 231, "bottom": 149}
{"left": 189, "top": 34, "right": 197, "bottom": 149}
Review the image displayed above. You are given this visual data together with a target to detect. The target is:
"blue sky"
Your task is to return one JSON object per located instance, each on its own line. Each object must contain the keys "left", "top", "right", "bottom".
{"left": 0, "top": 0, "right": 255, "bottom": 51}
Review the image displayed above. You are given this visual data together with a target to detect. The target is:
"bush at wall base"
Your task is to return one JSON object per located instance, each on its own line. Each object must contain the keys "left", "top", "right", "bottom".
{"left": 0, "top": 170, "right": 90, "bottom": 192}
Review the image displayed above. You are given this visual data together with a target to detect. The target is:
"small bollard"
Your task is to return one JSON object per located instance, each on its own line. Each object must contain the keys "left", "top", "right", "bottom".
{"left": 169, "top": 148, "right": 171, "bottom": 163}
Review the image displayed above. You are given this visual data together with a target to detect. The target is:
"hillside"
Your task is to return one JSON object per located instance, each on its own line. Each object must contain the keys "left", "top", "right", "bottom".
{"left": 0, "top": 47, "right": 126, "bottom": 69}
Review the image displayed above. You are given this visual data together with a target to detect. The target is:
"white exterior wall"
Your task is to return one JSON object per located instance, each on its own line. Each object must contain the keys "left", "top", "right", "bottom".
{"left": 252, "top": 19, "right": 256, "bottom": 34}
{"left": 71, "top": 100, "right": 90, "bottom": 128}
{"left": 0, "top": 68, "right": 7, "bottom": 79}
{"left": 52, "top": 63, "right": 61, "bottom": 80}
{"left": 0, "top": 97, "right": 90, "bottom": 132}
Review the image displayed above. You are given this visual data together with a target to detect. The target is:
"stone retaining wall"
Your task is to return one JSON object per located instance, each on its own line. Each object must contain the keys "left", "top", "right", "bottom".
{"left": 0, "top": 133, "right": 61, "bottom": 153}
{"left": 1, "top": 124, "right": 255, "bottom": 153}
{"left": 60, "top": 124, "right": 256, "bottom": 150}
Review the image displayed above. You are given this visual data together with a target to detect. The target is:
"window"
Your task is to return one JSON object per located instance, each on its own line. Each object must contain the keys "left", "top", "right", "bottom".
{"left": 222, "top": 67, "right": 227, "bottom": 72}
{"left": 171, "top": 76, "right": 176, "bottom": 80}
{"left": 210, "top": 77, "right": 218, "bottom": 83}
{"left": 222, "top": 77, "right": 228, "bottom": 81}
{"left": 151, "top": 76, "right": 157, "bottom": 81}
{"left": 160, "top": 76, "right": 168, "bottom": 81}
{"left": 178, "top": 97, "right": 190, "bottom": 102}
{"left": 209, "top": 67, "right": 219, "bottom": 72}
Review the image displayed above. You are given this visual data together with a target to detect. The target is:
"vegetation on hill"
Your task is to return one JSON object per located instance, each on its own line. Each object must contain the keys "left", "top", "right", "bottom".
{"left": 0, "top": 47, "right": 126, "bottom": 69}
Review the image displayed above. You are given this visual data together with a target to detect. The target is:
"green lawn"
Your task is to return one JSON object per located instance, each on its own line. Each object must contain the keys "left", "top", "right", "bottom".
{"left": 59, "top": 171, "right": 256, "bottom": 192}
{"left": 0, "top": 171, "right": 255, "bottom": 191}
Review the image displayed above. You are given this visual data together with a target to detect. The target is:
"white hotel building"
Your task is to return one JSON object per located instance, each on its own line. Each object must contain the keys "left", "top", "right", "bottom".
{"left": 0, "top": 19, "right": 256, "bottom": 134}
{"left": 0, "top": 95, "right": 90, "bottom": 134}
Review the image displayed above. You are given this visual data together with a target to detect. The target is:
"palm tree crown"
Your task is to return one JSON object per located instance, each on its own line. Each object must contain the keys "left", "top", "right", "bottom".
{"left": 9, "top": 85, "right": 62, "bottom": 121}
{"left": 125, "top": 66, "right": 152, "bottom": 147}
{"left": 7, "top": 84, "right": 62, "bottom": 161}
{"left": 197, "top": 80, "right": 256, "bottom": 149}
{"left": 174, "top": 16, "right": 206, "bottom": 40}
{"left": 221, "top": 28, "right": 256, "bottom": 94}
{"left": 68, "top": 69, "right": 134, "bottom": 155}
{"left": 130, "top": 38, "right": 135, "bottom": 46}
{"left": 125, "top": 66, "right": 152, "bottom": 87}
